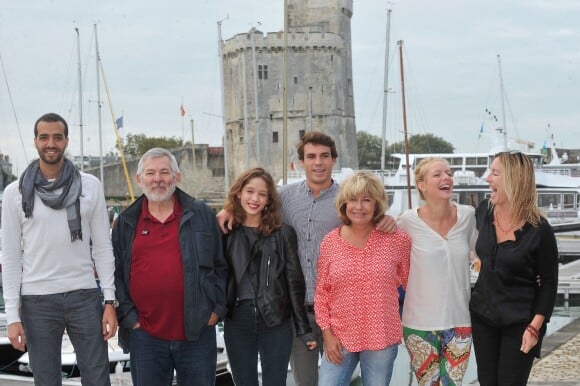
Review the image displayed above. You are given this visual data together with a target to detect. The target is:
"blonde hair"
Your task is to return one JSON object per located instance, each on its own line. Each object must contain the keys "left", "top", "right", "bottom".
{"left": 414, "top": 157, "right": 451, "bottom": 200}
{"left": 336, "top": 171, "right": 387, "bottom": 225}
{"left": 492, "top": 152, "right": 543, "bottom": 226}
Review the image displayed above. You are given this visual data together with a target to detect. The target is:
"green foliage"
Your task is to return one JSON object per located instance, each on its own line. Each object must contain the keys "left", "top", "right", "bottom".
{"left": 388, "top": 133, "right": 454, "bottom": 154}
{"left": 357, "top": 131, "right": 385, "bottom": 169}
{"left": 357, "top": 131, "right": 455, "bottom": 170}
{"left": 110, "top": 133, "right": 184, "bottom": 157}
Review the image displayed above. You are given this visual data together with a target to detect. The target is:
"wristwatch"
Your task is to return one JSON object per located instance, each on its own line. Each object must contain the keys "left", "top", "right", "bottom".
{"left": 104, "top": 299, "right": 119, "bottom": 308}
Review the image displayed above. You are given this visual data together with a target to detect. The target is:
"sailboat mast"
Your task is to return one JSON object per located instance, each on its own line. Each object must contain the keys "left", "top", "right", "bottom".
{"left": 217, "top": 18, "right": 230, "bottom": 191}
{"left": 398, "top": 40, "right": 412, "bottom": 209}
{"left": 95, "top": 24, "right": 104, "bottom": 186}
{"left": 282, "top": 0, "right": 289, "bottom": 185}
{"left": 380, "top": 8, "right": 392, "bottom": 172}
{"left": 75, "top": 27, "right": 84, "bottom": 172}
{"left": 497, "top": 54, "right": 508, "bottom": 149}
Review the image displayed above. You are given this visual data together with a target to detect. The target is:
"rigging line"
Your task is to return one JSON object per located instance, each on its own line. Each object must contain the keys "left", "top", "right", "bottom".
{"left": 0, "top": 49, "right": 28, "bottom": 163}
{"left": 98, "top": 59, "right": 135, "bottom": 201}
{"left": 60, "top": 36, "right": 77, "bottom": 121}
{"left": 398, "top": 45, "right": 429, "bottom": 143}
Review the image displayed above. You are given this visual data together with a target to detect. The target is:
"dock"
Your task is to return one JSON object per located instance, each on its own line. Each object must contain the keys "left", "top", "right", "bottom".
{"left": 2, "top": 258, "right": 580, "bottom": 385}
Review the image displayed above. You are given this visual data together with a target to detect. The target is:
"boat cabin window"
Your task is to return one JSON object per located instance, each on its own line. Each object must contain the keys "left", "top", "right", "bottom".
{"left": 386, "top": 192, "right": 395, "bottom": 209}
{"left": 538, "top": 193, "right": 561, "bottom": 210}
{"left": 537, "top": 192, "right": 577, "bottom": 211}
{"left": 454, "top": 158, "right": 464, "bottom": 166}
{"left": 453, "top": 191, "right": 487, "bottom": 208}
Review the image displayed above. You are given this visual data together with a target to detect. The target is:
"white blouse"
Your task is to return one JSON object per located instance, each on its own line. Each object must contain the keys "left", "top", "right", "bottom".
{"left": 398, "top": 203, "right": 477, "bottom": 330}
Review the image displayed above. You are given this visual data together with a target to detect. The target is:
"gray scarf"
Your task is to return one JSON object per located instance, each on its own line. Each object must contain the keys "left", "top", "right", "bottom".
{"left": 19, "top": 158, "right": 83, "bottom": 242}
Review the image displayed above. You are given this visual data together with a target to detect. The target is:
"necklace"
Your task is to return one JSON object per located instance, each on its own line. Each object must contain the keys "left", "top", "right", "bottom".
{"left": 494, "top": 211, "right": 513, "bottom": 234}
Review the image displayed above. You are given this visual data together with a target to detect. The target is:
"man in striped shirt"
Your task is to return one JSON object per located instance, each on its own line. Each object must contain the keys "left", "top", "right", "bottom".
{"left": 218, "top": 132, "right": 395, "bottom": 386}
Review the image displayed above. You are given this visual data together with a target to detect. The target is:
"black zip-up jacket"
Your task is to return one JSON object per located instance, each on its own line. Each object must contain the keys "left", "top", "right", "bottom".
{"left": 224, "top": 224, "right": 312, "bottom": 340}
{"left": 112, "top": 188, "right": 227, "bottom": 351}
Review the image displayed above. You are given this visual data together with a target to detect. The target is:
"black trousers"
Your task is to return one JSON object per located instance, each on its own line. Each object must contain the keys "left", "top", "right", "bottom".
{"left": 471, "top": 312, "right": 539, "bottom": 386}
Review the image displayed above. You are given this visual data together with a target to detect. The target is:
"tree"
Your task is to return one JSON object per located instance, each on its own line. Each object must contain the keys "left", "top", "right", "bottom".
{"left": 388, "top": 133, "right": 454, "bottom": 154}
{"left": 110, "top": 133, "right": 184, "bottom": 157}
{"left": 357, "top": 131, "right": 385, "bottom": 170}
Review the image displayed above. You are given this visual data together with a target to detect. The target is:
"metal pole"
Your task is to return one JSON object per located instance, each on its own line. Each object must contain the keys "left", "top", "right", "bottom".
{"left": 190, "top": 118, "right": 196, "bottom": 179}
{"left": 309, "top": 86, "right": 313, "bottom": 131}
{"left": 398, "top": 40, "right": 412, "bottom": 209}
{"left": 282, "top": 0, "right": 289, "bottom": 184}
{"left": 380, "top": 8, "right": 392, "bottom": 172}
{"left": 242, "top": 51, "right": 249, "bottom": 169}
{"left": 251, "top": 28, "right": 260, "bottom": 164}
{"left": 217, "top": 18, "right": 230, "bottom": 190}
{"left": 75, "top": 27, "right": 84, "bottom": 172}
{"left": 497, "top": 54, "right": 508, "bottom": 149}
{"left": 95, "top": 24, "right": 104, "bottom": 186}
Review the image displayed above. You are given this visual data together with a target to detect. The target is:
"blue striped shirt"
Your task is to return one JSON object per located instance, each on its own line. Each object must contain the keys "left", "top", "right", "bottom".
{"left": 279, "top": 180, "right": 341, "bottom": 305}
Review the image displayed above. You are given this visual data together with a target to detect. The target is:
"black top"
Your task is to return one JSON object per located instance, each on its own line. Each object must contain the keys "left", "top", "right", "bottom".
{"left": 469, "top": 200, "right": 558, "bottom": 327}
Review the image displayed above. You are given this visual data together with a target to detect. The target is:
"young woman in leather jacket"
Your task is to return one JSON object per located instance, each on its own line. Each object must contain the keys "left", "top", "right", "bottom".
{"left": 222, "top": 167, "right": 316, "bottom": 385}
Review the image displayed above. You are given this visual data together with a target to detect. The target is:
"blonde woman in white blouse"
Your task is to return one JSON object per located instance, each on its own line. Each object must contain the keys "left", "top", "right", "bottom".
{"left": 397, "top": 157, "right": 478, "bottom": 386}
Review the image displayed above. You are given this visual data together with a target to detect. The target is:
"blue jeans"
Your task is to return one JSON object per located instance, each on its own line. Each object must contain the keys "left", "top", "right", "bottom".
{"left": 224, "top": 300, "right": 293, "bottom": 386}
{"left": 129, "top": 324, "right": 216, "bottom": 386}
{"left": 20, "top": 289, "right": 110, "bottom": 386}
{"left": 319, "top": 344, "right": 399, "bottom": 386}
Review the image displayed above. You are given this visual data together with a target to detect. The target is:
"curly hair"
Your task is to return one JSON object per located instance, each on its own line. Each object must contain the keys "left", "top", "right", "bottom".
{"left": 224, "top": 167, "right": 282, "bottom": 236}
{"left": 296, "top": 131, "right": 338, "bottom": 160}
{"left": 335, "top": 171, "right": 388, "bottom": 226}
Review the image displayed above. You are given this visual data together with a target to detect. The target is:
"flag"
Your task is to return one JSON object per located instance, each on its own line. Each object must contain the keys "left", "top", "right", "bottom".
{"left": 180, "top": 104, "right": 186, "bottom": 117}
{"left": 478, "top": 123, "right": 484, "bottom": 139}
{"left": 116, "top": 116, "right": 123, "bottom": 129}
{"left": 541, "top": 140, "right": 547, "bottom": 155}
{"left": 289, "top": 147, "right": 297, "bottom": 171}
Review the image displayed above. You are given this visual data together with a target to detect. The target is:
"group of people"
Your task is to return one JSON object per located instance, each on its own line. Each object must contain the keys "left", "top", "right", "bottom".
{"left": 1, "top": 112, "right": 558, "bottom": 386}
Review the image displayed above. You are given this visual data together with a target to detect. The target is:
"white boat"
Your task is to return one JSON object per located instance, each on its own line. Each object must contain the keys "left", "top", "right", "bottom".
{"left": 0, "top": 313, "right": 230, "bottom": 382}
{"left": 381, "top": 146, "right": 580, "bottom": 226}
{"left": 283, "top": 141, "right": 580, "bottom": 227}
{"left": 15, "top": 331, "right": 130, "bottom": 377}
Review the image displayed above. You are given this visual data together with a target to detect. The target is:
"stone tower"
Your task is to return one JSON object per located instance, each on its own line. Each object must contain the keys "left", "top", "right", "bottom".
{"left": 221, "top": 0, "right": 357, "bottom": 183}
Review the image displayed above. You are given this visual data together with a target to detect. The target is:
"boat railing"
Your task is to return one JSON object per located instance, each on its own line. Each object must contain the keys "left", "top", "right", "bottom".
{"left": 557, "top": 278, "right": 580, "bottom": 311}
{"left": 542, "top": 168, "right": 573, "bottom": 177}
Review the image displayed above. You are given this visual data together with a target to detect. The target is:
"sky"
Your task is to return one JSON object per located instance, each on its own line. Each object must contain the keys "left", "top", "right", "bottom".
{"left": 1, "top": 0, "right": 579, "bottom": 176}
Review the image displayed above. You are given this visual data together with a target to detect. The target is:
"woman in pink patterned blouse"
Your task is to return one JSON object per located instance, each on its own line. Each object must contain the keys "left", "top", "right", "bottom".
{"left": 314, "top": 171, "right": 411, "bottom": 386}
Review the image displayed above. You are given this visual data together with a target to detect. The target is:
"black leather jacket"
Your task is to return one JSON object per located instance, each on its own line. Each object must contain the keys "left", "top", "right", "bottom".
{"left": 224, "top": 224, "right": 312, "bottom": 338}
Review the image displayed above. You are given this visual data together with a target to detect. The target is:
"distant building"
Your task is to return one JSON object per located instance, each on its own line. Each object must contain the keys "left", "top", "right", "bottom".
{"left": 221, "top": 0, "right": 358, "bottom": 181}
{"left": 1, "top": 153, "right": 15, "bottom": 191}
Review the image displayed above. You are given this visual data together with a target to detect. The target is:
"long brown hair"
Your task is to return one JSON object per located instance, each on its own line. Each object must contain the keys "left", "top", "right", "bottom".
{"left": 492, "top": 151, "right": 543, "bottom": 226}
{"left": 224, "top": 167, "right": 282, "bottom": 236}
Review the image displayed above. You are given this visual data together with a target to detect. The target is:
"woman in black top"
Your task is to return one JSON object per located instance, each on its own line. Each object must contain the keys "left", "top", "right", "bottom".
{"left": 469, "top": 151, "right": 558, "bottom": 386}
{"left": 222, "top": 167, "right": 316, "bottom": 386}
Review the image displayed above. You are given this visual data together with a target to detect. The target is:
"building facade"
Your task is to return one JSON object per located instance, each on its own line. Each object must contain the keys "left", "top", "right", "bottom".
{"left": 221, "top": 0, "right": 358, "bottom": 182}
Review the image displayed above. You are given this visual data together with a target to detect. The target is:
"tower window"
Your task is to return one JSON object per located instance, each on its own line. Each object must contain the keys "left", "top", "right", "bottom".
{"left": 258, "top": 65, "right": 268, "bottom": 80}
{"left": 293, "top": 76, "right": 298, "bottom": 84}
{"left": 273, "top": 131, "right": 279, "bottom": 143}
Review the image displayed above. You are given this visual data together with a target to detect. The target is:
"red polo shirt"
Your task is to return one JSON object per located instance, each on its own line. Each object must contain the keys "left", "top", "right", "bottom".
{"left": 130, "top": 197, "right": 186, "bottom": 340}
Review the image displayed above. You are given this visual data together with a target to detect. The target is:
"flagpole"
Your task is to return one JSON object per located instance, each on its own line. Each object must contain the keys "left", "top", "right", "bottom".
{"left": 75, "top": 27, "right": 84, "bottom": 172}
{"left": 95, "top": 24, "right": 104, "bottom": 186}
{"left": 217, "top": 17, "right": 230, "bottom": 191}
